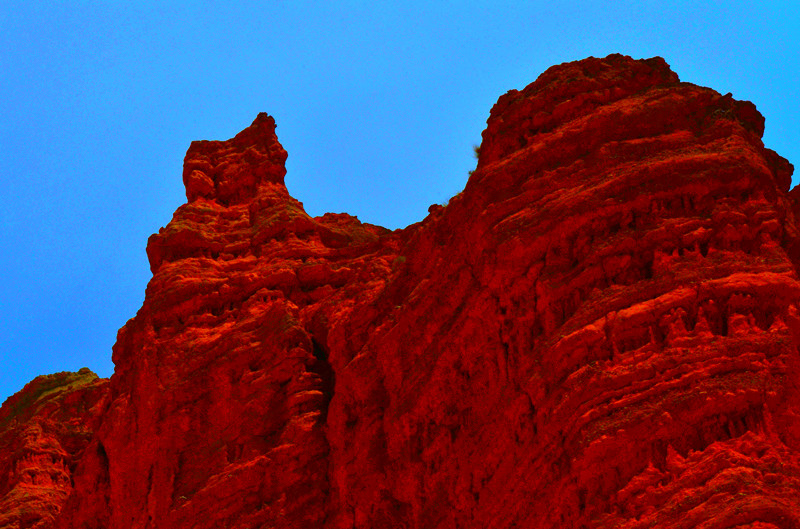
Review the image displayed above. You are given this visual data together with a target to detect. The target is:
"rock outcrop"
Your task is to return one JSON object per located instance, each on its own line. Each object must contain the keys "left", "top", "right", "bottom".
{"left": 0, "top": 370, "right": 108, "bottom": 528}
{"left": 2, "top": 54, "right": 799, "bottom": 528}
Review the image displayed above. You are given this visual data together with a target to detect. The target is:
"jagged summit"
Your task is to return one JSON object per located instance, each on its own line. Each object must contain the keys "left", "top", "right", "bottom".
{"left": 2, "top": 54, "right": 799, "bottom": 528}
{"left": 182, "top": 112, "right": 288, "bottom": 204}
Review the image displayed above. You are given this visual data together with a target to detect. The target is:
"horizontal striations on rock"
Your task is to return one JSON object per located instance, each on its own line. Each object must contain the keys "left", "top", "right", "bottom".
{"left": 2, "top": 54, "right": 799, "bottom": 528}
{"left": 57, "top": 113, "right": 395, "bottom": 529}
{"left": 0, "top": 369, "right": 109, "bottom": 529}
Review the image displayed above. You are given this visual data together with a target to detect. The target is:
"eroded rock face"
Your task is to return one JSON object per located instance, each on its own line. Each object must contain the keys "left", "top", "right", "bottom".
{"left": 3, "top": 54, "right": 800, "bottom": 528}
{"left": 0, "top": 370, "right": 109, "bottom": 529}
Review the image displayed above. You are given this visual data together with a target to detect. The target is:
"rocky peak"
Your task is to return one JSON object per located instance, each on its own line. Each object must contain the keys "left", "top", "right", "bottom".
{"left": 476, "top": 55, "right": 677, "bottom": 167}
{"left": 182, "top": 112, "right": 288, "bottom": 205}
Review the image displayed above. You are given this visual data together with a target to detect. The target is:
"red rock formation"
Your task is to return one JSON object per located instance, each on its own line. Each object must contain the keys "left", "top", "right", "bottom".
{"left": 2, "top": 54, "right": 799, "bottom": 528}
{"left": 0, "top": 370, "right": 108, "bottom": 528}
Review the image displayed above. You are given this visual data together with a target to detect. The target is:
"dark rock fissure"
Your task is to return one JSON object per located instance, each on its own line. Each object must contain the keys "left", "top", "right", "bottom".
{"left": 311, "top": 337, "right": 335, "bottom": 418}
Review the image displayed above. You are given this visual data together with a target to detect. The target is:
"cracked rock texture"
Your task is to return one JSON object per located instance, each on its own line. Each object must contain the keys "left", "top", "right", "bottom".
{"left": 2, "top": 54, "right": 800, "bottom": 528}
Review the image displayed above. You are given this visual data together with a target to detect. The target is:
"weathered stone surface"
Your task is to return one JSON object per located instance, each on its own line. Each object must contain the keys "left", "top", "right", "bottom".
{"left": 3, "top": 54, "right": 799, "bottom": 528}
{"left": 0, "top": 370, "right": 109, "bottom": 529}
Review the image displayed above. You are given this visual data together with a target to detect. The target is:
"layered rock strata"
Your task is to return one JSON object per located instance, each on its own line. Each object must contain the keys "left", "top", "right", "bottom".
{"left": 0, "top": 370, "right": 108, "bottom": 528}
{"left": 2, "top": 54, "right": 799, "bottom": 528}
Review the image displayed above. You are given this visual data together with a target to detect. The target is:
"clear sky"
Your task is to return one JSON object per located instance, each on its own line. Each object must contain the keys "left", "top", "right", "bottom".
{"left": 1, "top": 1, "right": 797, "bottom": 403}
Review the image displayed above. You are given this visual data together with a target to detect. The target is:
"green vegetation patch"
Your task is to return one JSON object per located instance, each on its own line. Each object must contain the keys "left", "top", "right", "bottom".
{"left": 0, "top": 369, "right": 98, "bottom": 429}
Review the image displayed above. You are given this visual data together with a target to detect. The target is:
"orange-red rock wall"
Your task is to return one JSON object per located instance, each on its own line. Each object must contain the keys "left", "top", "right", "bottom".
{"left": 0, "top": 370, "right": 109, "bottom": 529}
{"left": 2, "top": 54, "right": 799, "bottom": 528}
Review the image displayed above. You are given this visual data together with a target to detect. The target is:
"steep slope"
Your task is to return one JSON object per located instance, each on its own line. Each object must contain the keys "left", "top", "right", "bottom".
{"left": 315, "top": 54, "right": 800, "bottom": 528}
{"left": 2, "top": 54, "right": 799, "bottom": 528}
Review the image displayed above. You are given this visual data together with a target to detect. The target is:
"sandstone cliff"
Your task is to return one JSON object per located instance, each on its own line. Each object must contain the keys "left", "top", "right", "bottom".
{"left": 2, "top": 54, "right": 799, "bottom": 528}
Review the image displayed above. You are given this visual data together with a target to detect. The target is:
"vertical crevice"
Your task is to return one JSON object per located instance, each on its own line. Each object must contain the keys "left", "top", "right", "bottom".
{"left": 310, "top": 336, "right": 336, "bottom": 528}
{"left": 311, "top": 338, "right": 335, "bottom": 419}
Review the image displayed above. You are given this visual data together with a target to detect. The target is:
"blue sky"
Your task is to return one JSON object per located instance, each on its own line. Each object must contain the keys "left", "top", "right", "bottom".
{"left": 1, "top": 1, "right": 797, "bottom": 403}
